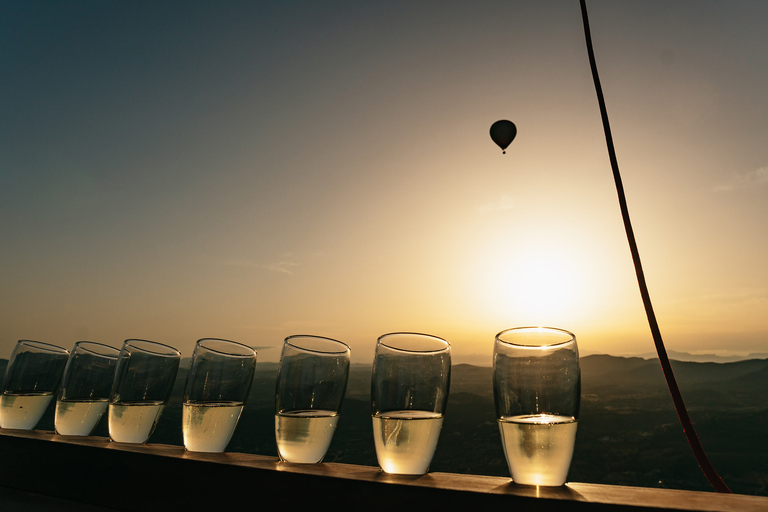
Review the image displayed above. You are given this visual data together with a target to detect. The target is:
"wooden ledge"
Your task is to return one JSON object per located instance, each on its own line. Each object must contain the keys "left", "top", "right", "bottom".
{"left": 0, "top": 429, "right": 765, "bottom": 512}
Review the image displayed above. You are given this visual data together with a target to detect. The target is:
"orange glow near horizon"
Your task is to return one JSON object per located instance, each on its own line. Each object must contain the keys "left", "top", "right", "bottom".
{"left": 464, "top": 219, "right": 619, "bottom": 333}
{"left": 496, "top": 245, "right": 585, "bottom": 321}
{"left": 1, "top": 3, "right": 767, "bottom": 363}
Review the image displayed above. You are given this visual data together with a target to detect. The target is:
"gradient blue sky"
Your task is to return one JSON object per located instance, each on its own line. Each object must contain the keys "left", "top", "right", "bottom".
{"left": 2, "top": 1, "right": 767, "bottom": 363}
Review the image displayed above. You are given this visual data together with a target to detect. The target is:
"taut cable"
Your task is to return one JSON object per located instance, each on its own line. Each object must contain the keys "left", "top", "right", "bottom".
{"left": 578, "top": 0, "right": 731, "bottom": 493}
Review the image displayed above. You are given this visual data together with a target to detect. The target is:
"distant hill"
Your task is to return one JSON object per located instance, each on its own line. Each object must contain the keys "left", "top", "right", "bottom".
{"left": 638, "top": 349, "right": 768, "bottom": 363}
{"left": 579, "top": 354, "right": 768, "bottom": 404}
{"left": 3, "top": 353, "right": 767, "bottom": 401}
{"left": 580, "top": 354, "right": 652, "bottom": 379}
{"left": 726, "top": 363, "right": 768, "bottom": 389}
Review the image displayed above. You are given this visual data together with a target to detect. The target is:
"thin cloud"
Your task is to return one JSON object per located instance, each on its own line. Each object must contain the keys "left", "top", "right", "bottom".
{"left": 222, "top": 258, "right": 299, "bottom": 274}
{"left": 713, "top": 167, "right": 768, "bottom": 192}
{"left": 266, "top": 261, "right": 299, "bottom": 274}
{"left": 477, "top": 194, "right": 515, "bottom": 214}
{"left": 698, "top": 287, "right": 768, "bottom": 305}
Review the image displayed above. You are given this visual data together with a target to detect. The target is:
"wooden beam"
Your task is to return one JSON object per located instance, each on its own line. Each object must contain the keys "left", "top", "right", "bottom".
{"left": 0, "top": 430, "right": 765, "bottom": 512}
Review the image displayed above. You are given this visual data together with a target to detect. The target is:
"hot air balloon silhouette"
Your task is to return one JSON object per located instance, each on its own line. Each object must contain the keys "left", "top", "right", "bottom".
{"left": 490, "top": 120, "right": 517, "bottom": 154}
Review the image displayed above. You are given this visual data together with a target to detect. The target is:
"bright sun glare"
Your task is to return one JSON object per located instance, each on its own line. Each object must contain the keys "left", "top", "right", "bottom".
{"left": 473, "top": 236, "right": 593, "bottom": 327}
{"left": 501, "top": 250, "right": 583, "bottom": 319}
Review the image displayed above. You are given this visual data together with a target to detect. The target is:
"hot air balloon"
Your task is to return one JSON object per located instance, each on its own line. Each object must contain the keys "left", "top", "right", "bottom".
{"left": 490, "top": 120, "right": 517, "bottom": 154}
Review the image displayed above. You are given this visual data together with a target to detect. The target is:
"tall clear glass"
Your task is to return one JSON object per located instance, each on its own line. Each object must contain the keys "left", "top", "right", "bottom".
{"left": 55, "top": 341, "right": 120, "bottom": 436}
{"left": 493, "top": 327, "right": 580, "bottom": 486}
{"left": 108, "top": 339, "right": 181, "bottom": 444}
{"left": 0, "top": 340, "right": 70, "bottom": 430}
{"left": 371, "top": 332, "right": 451, "bottom": 475}
{"left": 183, "top": 338, "right": 257, "bottom": 453}
{"left": 275, "top": 335, "right": 350, "bottom": 463}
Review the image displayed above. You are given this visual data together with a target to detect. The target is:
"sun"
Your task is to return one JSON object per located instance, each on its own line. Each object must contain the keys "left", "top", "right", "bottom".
{"left": 500, "top": 250, "right": 582, "bottom": 319}
{"left": 471, "top": 236, "right": 593, "bottom": 328}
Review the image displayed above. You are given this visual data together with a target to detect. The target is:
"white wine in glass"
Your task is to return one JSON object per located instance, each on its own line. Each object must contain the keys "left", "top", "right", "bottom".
{"left": 371, "top": 332, "right": 451, "bottom": 475}
{"left": 108, "top": 339, "right": 180, "bottom": 444}
{"left": 56, "top": 341, "right": 120, "bottom": 436}
{"left": 275, "top": 335, "right": 350, "bottom": 463}
{"left": 493, "top": 327, "right": 580, "bottom": 486}
{"left": 182, "top": 338, "right": 256, "bottom": 453}
{"left": 0, "top": 340, "right": 69, "bottom": 430}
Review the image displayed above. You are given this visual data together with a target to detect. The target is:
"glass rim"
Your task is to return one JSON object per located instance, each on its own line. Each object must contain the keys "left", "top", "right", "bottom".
{"left": 284, "top": 335, "right": 350, "bottom": 355}
{"left": 495, "top": 326, "right": 576, "bottom": 349}
{"left": 73, "top": 341, "right": 120, "bottom": 358}
{"left": 16, "top": 339, "right": 70, "bottom": 355}
{"left": 195, "top": 337, "right": 257, "bottom": 357}
{"left": 122, "top": 339, "right": 181, "bottom": 358}
{"left": 376, "top": 332, "right": 450, "bottom": 354}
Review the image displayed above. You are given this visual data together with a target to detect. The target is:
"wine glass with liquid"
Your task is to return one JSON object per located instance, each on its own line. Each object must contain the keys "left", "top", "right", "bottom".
{"left": 108, "top": 339, "right": 180, "bottom": 444}
{"left": 275, "top": 335, "right": 350, "bottom": 463}
{"left": 55, "top": 341, "right": 120, "bottom": 436}
{"left": 182, "top": 338, "right": 257, "bottom": 452}
{"left": 493, "top": 327, "right": 580, "bottom": 486}
{"left": 0, "top": 340, "right": 69, "bottom": 430}
{"left": 371, "top": 332, "right": 451, "bottom": 475}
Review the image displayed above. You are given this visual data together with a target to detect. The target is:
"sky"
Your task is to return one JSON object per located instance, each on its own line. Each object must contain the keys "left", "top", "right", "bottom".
{"left": 2, "top": 0, "right": 767, "bottom": 364}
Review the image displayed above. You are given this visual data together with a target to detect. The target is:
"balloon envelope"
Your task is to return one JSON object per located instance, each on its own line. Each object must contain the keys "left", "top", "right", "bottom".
{"left": 490, "top": 120, "right": 517, "bottom": 153}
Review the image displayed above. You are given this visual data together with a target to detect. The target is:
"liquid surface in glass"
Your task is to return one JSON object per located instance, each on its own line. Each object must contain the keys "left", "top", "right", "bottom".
{"left": 55, "top": 398, "right": 109, "bottom": 436}
{"left": 182, "top": 401, "right": 244, "bottom": 453}
{"left": 108, "top": 401, "right": 165, "bottom": 444}
{"left": 0, "top": 392, "right": 54, "bottom": 430}
{"left": 275, "top": 410, "right": 339, "bottom": 463}
{"left": 372, "top": 410, "right": 444, "bottom": 475}
{"left": 498, "top": 414, "right": 578, "bottom": 486}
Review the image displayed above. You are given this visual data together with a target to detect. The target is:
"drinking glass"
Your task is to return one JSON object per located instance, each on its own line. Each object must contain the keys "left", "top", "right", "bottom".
{"left": 108, "top": 339, "right": 181, "bottom": 444}
{"left": 182, "top": 338, "right": 257, "bottom": 453}
{"left": 55, "top": 341, "right": 120, "bottom": 436}
{"left": 371, "top": 332, "right": 451, "bottom": 475}
{"left": 275, "top": 335, "right": 350, "bottom": 463}
{"left": 493, "top": 327, "right": 580, "bottom": 486}
{"left": 0, "top": 340, "right": 70, "bottom": 430}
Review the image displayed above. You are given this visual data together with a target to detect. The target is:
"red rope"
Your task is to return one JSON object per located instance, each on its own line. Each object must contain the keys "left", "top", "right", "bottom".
{"left": 578, "top": 0, "right": 731, "bottom": 493}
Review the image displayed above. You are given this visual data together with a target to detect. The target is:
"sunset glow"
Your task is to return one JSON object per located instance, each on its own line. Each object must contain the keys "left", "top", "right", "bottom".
{"left": 474, "top": 237, "right": 588, "bottom": 325}
{"left": 1, "top": 1, "right": 767, "bottom": 363}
